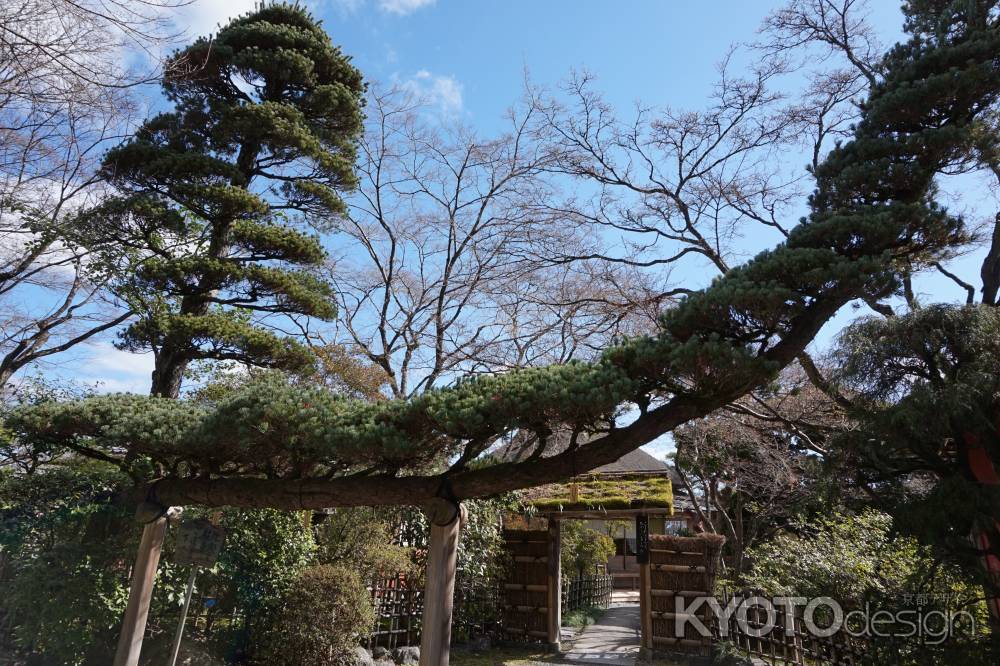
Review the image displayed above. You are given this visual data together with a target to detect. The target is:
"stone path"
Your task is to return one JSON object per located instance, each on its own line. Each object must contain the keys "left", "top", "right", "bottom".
{"left": 561, "top": 604, "right": 641, "bottom": 666}
{"left": 558, "top": 593, "right": 768, "bottom": 666}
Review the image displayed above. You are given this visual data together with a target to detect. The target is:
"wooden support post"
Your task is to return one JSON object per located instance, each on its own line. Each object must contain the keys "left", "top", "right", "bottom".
{"left": 420, "top": 498, "right": 464, "bottom": 666}
{"left": 639, "top": 564, "right": 652, "bottom": 649}
{"left": 546, "top": 518, "right": 561, "bottom": 650}
{"left": 636, "top": 514, "right": 653, "bottom": 654}
{"left": 113, "top": 504, "right": 179, "bottom": 666}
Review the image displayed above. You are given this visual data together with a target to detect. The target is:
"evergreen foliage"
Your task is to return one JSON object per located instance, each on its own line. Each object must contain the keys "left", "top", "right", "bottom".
{"left": 7, "top": 2, "right": 1000, "bottom": 506}
{"left": 833, "top": 304, "right": 1000, "bottom": 584}
{"left": 87, "top": 3, "right": 364, "bottom": 397}
{"left": 745, "top": 510, "right": 991, "bottom": 665}
{"left": 0, "top": 462, "right": 319, "bottom": 663}
{"left": 313, "top": 508, "right": 416, "bottom": 578}
{"left": 250, "top": 564, "right": 374, "bottom": 666}
{"left": 560, "top": 522, "right": 617, "bottom": 581}
{"left": 0, "top": 464, "right": 133, "bottom": 664}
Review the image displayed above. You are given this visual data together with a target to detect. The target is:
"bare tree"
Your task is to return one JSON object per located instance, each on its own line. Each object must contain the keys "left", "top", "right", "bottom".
{"left": 758, "top": 0, "right": 883, "bottom": 88}
{"left": 317, "top": 86, "right": 650, "bottom": 398}
{"left": 527, "top": 2, "right": 912, "bottom": 391}
{"left": 537, "top": 56, "right": 802, "bottom": 296}
{"left": 673, "top": 364, "right": 849, "bottom": 578}
{"left": 0, "top": 0, "right": 184, "bottom": 389}
{"left": 532, "top": 40, "right": 870, "bottom": 432}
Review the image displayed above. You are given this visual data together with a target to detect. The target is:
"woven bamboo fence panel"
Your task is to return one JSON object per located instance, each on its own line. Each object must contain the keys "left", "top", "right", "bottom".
{"left": 367, "top": 574, "right": 423, "bottom": 649}
{"left": 563, "top": 574, "right": 613, "bottom": 613}
{"left": 366, "top": 574, "right": 505, "bottom": 650}
{"left": 716, "top": 588, "right": 867, "bottom": 665}
{"left": 648, "top": 533, "right": 726, "bottom": 656}
{"left": 501, "top": 529, "right": 550, "bottom": 641}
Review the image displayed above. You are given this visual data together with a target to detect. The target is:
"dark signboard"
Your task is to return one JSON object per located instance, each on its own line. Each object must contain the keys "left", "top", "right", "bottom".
{"left": 175, "top": 518, "right": 226, "bottom": 567}
{"left": 635, "top": 514, "right": 649, "bottom": 564}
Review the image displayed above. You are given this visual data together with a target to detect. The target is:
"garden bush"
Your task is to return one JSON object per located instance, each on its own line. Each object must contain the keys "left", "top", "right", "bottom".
{"left": 743, "top": 510, "right": 991, "bottom": 664}
{"left": 251, "top": 565, "right": 374, "bottom": 666}
{"left": 560, "top": 522, "right": 615, "bottom": 581}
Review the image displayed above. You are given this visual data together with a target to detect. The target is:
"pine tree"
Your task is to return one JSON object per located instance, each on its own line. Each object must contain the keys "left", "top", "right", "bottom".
{"left": 93, "top": 3, "right": 364, "bottom": 397}
{"left": 834, "top": 304, "right": 1000, "bottom": 630}
{"left": 10, "top": 2, "right": 1000, "bottom": 510}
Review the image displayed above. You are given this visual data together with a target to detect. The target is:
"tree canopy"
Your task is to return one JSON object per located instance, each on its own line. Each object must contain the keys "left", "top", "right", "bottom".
{"left": 7, "top": 1, "right": 1000, "bottom": 510}
{"left": 833, "top": 304, "right": 1000, "bottom": 573}
{"left": 86, "top": 3, "right": 365, "bottom": 397}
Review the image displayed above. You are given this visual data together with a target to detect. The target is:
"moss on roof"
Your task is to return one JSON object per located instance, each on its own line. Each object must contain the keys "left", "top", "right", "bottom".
{"left": 523, "top": 473, "right": 673, "bottom": 513}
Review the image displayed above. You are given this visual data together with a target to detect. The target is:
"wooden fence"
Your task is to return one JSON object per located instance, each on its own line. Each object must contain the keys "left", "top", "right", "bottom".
{"left": 645, "top": 533, "right": 727, "bottom": 657}
{"left": 500, "top": 528, "right": 551, "bottom": 642}
{"left": 3, "top": 555, "right": 872, "bottom": 666}
{"left": 367, "top": 569, "right": 612, "bottom": 650}
{"left": 715, "top": 589, "right": 867, "bottom": 666}
{"left": 367, "top": 574, "right": 423, "bottom": 650}
{"left": 639, "top": 535, "right": 869, "bottom": 666}
{"left": 366, "top": 574, "right": 505, "bottom": 650}
{"left": 0, "top": 568, "right": 503, "bottom": 660}
{"left": 562, "top": 575, "right": 613, "bottom": 613}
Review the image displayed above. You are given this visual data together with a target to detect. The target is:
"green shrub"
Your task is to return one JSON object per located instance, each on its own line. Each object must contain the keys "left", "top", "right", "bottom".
{"left": 562, "top": 605, "right": 604, "bottom": 629}
{"left": 743, "top": 510, "right": 991, "bottom": 665}
{"left": 711, "top": 641, "right": 753, "bottom": 665}
{"left": 0, "top": 459, "right": 318, "bottom": 665}
{"left": 560, "top": 522, "right": 616, "bottom": 580}
{"left": 3, "top": 504, "right": 132, "bottom": 664}
{"left": 251, "top": 565, "right": 374, "bottom": 666}
{"left": 0, "top": 464, "right": 135, "bottom": 664}
{"left": 314, "top": 508, "right": 415, "bottom": 578}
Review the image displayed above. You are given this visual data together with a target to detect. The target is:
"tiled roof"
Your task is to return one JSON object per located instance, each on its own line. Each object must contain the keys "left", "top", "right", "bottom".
{"left": 490, "top": 430, "right": 670, "bottom": 475}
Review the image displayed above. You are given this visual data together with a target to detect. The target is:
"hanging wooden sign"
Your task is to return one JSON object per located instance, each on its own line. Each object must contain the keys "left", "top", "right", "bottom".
{"left": 635, "top": 514, "right": 649, "bottom": 564}
{"left": 174, "top": 518, "right": 226, "bottom": 567}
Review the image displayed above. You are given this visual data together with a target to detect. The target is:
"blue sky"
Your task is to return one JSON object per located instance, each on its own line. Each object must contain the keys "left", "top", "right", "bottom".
{"left": 176, "top": 1, "right": 906, "bottom": 130}
{"left": 46, "top": 0, "right": 998, "bottom": 458}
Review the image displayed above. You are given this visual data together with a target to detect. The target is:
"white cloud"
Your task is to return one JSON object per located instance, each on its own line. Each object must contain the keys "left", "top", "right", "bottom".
{"left": 175, "top": 0, "right": 258, "bottom": 38}
{"left": 79, "top": 342, "right": 154, "bottom": 394}
{"left": 88, "top": 376, "right": 153, "bottom": 394}
{"left": 87, "top": 344, "right": 155, "bottom": 375}
{"left": 641, "top": 434, "right": 675, "bottom": 462}
{"left": 400, "top": 69, "right": 463, "bottom": 115}
{"left": 379, "top": 0, "right": 435, "bottom": 16}
{"left": 328, "top": 0, "right": 366, "bottom": 16}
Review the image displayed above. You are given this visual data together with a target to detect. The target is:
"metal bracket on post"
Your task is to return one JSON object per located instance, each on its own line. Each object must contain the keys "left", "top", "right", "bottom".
{"left": 425, "top": 496, "right": 463, "bottom": 528}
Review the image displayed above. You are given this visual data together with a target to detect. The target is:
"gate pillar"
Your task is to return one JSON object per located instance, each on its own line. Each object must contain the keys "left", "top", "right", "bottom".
{"left": 419, "top": 498, "right": 464, "bottom": 666}
{"left": 546, "top": 518, "right": 561, "bottom": 649}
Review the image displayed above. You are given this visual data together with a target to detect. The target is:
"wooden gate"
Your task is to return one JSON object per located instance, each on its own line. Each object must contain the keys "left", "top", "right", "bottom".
{"left": 642, "top": 533, "right": 726, "bottom": 658}
{"left": 500, "top": 521, "right": 560, "bottom": 646}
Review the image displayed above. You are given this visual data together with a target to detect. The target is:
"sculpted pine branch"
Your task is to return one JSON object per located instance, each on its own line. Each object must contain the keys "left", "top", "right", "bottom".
{"left": 8, "top": 2, "right": 1000, "bottom": 510}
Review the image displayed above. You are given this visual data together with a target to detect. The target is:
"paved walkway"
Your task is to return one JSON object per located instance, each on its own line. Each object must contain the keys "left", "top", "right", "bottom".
{"left": 611, "top": 590, "right": 639, "bottom": 605}
{"left": 562, "top": 604, "right": 641, "bottom": 666}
